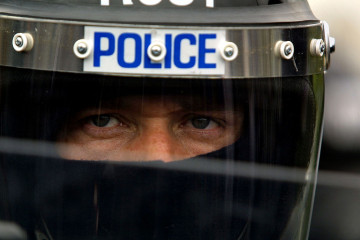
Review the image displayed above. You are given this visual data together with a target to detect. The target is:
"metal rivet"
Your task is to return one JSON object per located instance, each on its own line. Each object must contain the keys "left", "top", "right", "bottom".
{"left": 13, "top": 33, "right": 34, "bottom": 52}
{"left": 73, "top": 39, "right": 92, "bottom": 59}
{"left": 220, "top": 42, "right": 238, "bottom": 61}
{"left": 275, "top": 41, "right": 294, "bottom": 60}
{"left": 147, "top": 42, "right": 167, "bottom": 62}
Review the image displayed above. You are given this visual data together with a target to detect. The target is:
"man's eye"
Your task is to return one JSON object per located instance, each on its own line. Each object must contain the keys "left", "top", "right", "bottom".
{"left": 89, "top": 115, "right": 120, "bottom": 128}
{"left": 189, "top": 117, "right": 218, "bottom": 130}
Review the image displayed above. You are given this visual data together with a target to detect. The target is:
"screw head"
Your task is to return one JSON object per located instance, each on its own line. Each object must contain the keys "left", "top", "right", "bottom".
{"left": 15, "top": 36, "right": 23, "bottom": 47}
{"left": 320, "top": 42, "right": 325, "bottom": 54}
{"left": 151, "top": 45, "right": 162, "bottom": 57}
{"left": 310, "top": 39, "right": 325, "bottom": 57}
{"left": 77, "top": 42, "right": 87, "bottom": 54}
{"left": 77, "top": 42, "right": 88, "bottom": 54}
{"left": 220, "top": 42, "right": 238, "bottom": 61}
{"left": 13, "top": 33, "right": 34, "bottom": 52}
{"left": 276, "top": 41, "right": 294, "bottom": 60}
{"left": 147, "top": 42, "right": 167, "bottom": 62}
{"left": 73, "top": 39, "right": 92, "bottom": 59}
{"left": 224, "top": 47, "right": 234, "bottom": 57}
{"left": 284, "top": 45, "right": 293, "bottom": 56}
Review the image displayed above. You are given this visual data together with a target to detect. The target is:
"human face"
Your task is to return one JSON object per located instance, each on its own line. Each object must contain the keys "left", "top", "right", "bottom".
{"left": 56, "top": 94, "right": 243, "bottom": 162}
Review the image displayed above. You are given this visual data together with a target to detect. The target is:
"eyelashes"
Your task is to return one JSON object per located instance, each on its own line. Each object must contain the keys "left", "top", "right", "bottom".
{"left": 86, "top": 114, "right": 223, "bottom": 131}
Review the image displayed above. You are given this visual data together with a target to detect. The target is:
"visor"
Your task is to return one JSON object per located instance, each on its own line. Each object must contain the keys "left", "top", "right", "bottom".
{"left": 0, "top": 70, "right": 323, "bottom": 239}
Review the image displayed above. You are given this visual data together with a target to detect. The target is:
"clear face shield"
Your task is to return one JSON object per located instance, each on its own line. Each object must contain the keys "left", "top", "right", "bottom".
{"left": 0, "top": 0, "right": 334, "bottom": 239}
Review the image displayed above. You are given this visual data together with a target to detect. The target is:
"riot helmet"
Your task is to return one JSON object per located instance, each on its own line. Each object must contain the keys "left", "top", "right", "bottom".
{"left": 0, "top": 0, "right": 334, "bottom": 239}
